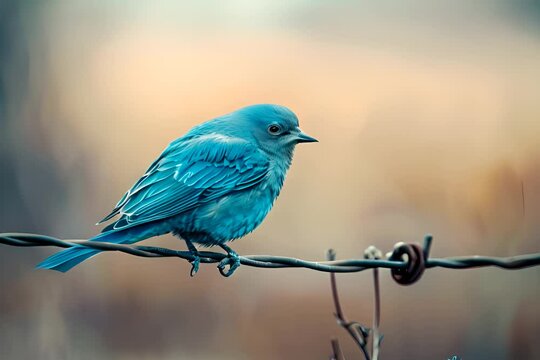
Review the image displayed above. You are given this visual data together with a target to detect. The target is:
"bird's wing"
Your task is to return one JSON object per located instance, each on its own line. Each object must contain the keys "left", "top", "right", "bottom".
{"left": 98, "top": 134, "right": 269, "bottom": 232}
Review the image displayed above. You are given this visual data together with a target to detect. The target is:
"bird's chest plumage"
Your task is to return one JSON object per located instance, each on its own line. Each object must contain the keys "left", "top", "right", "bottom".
{"left": 176, "top": 160, "right": 289, "bottom": 245}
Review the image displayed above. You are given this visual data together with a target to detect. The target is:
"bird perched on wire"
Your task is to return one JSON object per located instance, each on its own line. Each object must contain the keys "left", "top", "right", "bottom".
{"left": 37, "top": 104, "right": 317, "bottom": 276}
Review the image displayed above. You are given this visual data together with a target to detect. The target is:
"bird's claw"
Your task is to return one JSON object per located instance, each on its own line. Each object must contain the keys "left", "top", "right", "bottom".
{"left": 217, "top": 253, "right": 241, "bottom": 277}
{"left": 189, "top": 255, "right": 200, "bottom": 277}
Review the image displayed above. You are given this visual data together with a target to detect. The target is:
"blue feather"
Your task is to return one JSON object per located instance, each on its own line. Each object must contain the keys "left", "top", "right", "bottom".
{"left": 36, "top": 231, "right": 123, "bottom": 272}
{"left": 37, "top": 222, "right": 166, "bottom": 272}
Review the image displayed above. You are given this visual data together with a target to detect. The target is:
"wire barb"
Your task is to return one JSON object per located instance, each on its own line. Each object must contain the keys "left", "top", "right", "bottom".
{"left": 388, "top": 242, "right": 426, "bottom": 285}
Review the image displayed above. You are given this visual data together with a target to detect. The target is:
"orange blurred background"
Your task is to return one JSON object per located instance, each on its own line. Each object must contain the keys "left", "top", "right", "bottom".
{"left": 1, "top": 1, "right": 539, "bottom": 359}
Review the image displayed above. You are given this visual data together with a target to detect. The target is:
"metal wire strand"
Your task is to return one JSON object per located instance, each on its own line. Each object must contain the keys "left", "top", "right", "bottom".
{"left": 1, "top": 233, "right": 540, "bottom": 279}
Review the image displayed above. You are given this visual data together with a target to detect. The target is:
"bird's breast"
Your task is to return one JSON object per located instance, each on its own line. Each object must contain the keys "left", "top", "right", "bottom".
{"left": 182, "top": 184, "right": 276, "bottom": 244}
{"left": 263, "top": 157, "right": 290, "bottom": 197}
{"left": 173, "top": 158, "right": 291, "bottom": 244}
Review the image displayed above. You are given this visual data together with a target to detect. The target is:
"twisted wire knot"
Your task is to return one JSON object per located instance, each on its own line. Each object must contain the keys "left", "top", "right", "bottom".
{"left": 388, "top": 242, "right": 427, "bottom": 285}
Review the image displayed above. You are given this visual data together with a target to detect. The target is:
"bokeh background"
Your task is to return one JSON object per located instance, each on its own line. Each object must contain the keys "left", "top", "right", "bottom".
{"left": 1, "top": 1, "right": 540, "bottom": 359}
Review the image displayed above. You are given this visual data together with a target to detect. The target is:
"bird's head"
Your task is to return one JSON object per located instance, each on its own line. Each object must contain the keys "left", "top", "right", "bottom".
{"left": 233, "top": 104, "right": 317, "bottom": 158}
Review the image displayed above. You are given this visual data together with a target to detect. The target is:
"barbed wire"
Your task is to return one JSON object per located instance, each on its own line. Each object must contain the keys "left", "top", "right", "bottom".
{"left": 2, "top": 231, "right": 539, "bottom": 360}
{"left": 1, "top": 233, "right": 539, "bottom": 281}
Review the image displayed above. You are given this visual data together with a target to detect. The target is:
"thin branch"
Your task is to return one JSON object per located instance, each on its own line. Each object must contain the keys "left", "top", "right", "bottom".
{"left": 327, "top": 249, "right": 371, "bottom": 360}
{"left": 330, "top": 338, "right": 345, "bottom": 360}
{"left": 371, "top": 268, "right": 381, "bottom": 360}
{"left": 364, "top": 246, "right": 383, "bottom": 360}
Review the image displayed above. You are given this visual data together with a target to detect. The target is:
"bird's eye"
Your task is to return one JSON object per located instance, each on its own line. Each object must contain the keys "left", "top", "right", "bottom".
{"left": 268, "top": 124, "right": 281, "bottom": 135}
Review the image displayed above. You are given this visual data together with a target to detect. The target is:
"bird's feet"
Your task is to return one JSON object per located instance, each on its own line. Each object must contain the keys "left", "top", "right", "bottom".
{"left": 189, "top": 251, "right": 201, "bottom": 277}
{"left": 183, "top": 239, "right": 201, "bottom": 276}
{"left": 217, "top": 244, "right": 241, "bottom": 277}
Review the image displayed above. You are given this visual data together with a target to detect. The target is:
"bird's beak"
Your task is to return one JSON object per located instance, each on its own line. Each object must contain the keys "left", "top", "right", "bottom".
{"left": 295, "top": 128, "right": 318, "bottom": 143}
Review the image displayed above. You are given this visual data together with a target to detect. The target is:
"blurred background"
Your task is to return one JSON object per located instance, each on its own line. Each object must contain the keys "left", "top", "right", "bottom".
{"left": 1, "top": 0, "right": 540, "bottom": 359}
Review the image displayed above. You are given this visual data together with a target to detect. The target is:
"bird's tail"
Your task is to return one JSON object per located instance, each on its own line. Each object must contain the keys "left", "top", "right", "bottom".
{"left": 36, "top": 246, "right": 101, "bottom": 273}
{"left": 36, "top": 223, "right": 162, "bottom": 273}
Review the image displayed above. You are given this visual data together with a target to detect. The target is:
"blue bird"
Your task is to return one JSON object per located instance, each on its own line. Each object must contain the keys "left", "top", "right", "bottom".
{"left": 37, "top": 104, "right": 317, "bottom": 275}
